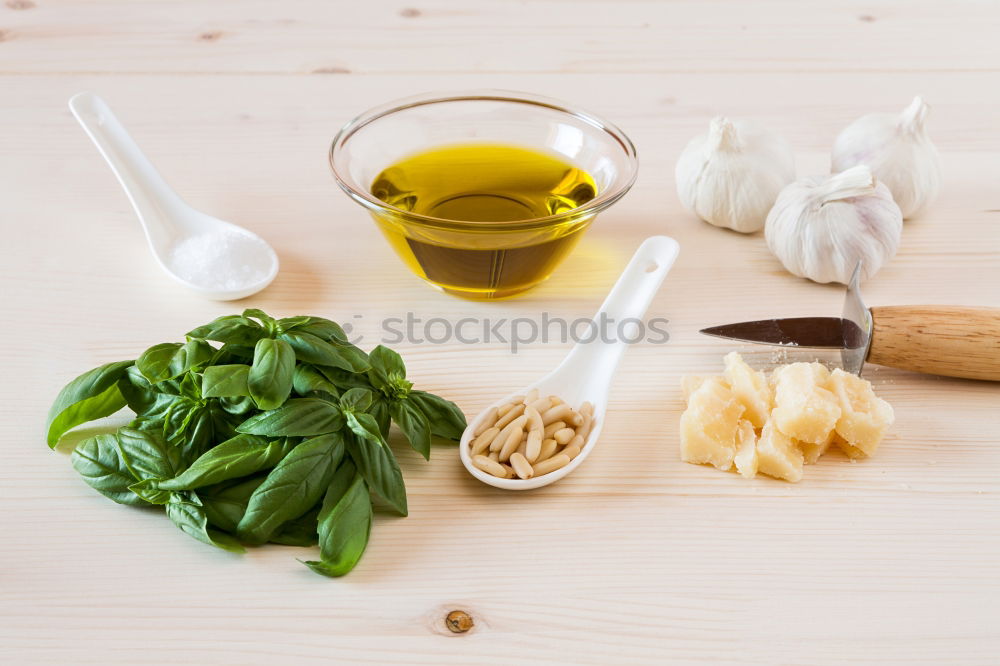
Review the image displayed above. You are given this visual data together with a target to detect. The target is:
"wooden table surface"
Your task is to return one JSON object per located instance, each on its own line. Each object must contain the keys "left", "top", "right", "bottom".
{"left": 3, "top": 1, "right": 999, "bottom": 663}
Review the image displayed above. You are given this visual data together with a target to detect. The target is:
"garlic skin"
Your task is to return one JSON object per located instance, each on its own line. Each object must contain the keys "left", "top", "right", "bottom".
{"left": 675, "top": 117, "right": 795, "bottom": 233}
{"left": 831, "top": 96, "right": 941, "bottom": 218}
{"left": 765, "top": 165, "right": 902, "bottom": 284}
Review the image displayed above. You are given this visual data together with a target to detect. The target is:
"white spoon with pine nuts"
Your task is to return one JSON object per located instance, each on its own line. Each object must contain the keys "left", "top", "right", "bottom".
{"left": 459, "top": 235, "right": 680, "bottom": 489}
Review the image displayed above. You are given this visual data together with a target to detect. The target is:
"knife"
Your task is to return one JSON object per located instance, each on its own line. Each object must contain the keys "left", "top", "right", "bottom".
{"left": 700, "top": 264, "right": 1000, "bottom": 381}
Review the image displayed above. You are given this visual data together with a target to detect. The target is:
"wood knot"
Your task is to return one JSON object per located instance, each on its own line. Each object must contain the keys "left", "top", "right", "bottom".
{"left": 399, "top": 7, "right": 421, "bottom": 18}
{"left": 0, "top": 29, "right": 10, "bottom": 42}
{"left": 445, "top": 610, "right": 474, "bottom": 633}
{"left": 199, "top": 30, "right": 223, "bottom": 41}
{"left": 5, "top": 0, "right": 35, "bottom": 9}
{"left": 858, "top": 14, "right": 876, "bottom": 22}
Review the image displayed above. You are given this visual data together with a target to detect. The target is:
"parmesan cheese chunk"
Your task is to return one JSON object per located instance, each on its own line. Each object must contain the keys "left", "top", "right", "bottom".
{"left": 679, "top": 377, "right": 745, "bottom": 471}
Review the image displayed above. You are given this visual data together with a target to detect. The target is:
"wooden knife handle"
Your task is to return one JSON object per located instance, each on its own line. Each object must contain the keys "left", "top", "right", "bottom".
{"left": 867, "top": 306, "right": 1000, "bottom": 381}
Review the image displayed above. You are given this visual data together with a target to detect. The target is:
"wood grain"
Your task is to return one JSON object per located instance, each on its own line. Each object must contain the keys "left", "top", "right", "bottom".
{"left": 869, "top": 305, "right": 1000, "bottom": 381}
{"left": 2, "top": 1, "right": 1000, "bottom": 664}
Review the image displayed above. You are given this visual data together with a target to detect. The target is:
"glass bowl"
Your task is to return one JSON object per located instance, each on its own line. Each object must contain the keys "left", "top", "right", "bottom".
{"left": 330, "top": 91, "right": 639, "bottom": 299}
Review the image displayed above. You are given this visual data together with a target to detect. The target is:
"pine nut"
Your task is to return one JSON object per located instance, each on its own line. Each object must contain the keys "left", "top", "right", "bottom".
{"left": 577, "top": 413, "right": 594, "bottom": 441}
{"left": 553, "top": 427, "right": 575, "bottom": 445}
{"left": 495, "top": 403, "right": 525, "bottom": 429}
{"left": 489, "top": 428, "right": 506, "bottom": 452}
{"left": 568, "top": 410, "right": 585, "bottom": 427}
{"left": 509, "top": 452, "right": 534, "bottom": 479}
{"left": 510, "top": 394, "right": 525, "bottom": 404}
{"left": 549, "top": 396, "right": 564, "bottom": 405}
{"left": 524, "top": 406, "right": 544, "bottom": 433}
{"left": 473, "top": 454, "right": 507, "bottom": 477}
{"left": 524, "top": 388, "right": 539, "bottom": 404}
{"left": 473, "top": 409, "right": 498, "bottom": 437}
{"left": 525, "top": 429, "right": 542, "bottom": 462}
{"left": 499, "top": 426, "right": 523, "bottom": 462}
{"left": 497, "top": 402, "right": 515, "bottom": 417}
{"left": 541, "top": 404, "right": 572, "bottom": 426}
{"left": 568, "top": 434, "right": 585, "bottom": 449}
{"left": 580, "top": 401, "right": 594, "bottom": 416}
{"left": 471, "top": 426, "right": 499, "bottom": 455}
{"left": 562, "top": 443, "right": 582, "bottom": 460}
{"left": 533, "top": 454, "right": 570, "bottom": 476}
{"left": 500, "top": 463, "right": 515, "bottom": 479}
{"left": 516, "top": 438, "right": 527, "bottom": 457}
{"left": 527, "top": 397, "right": 552, "bottom": 413}
{"left": 490, "top": 415, "right": 527, "bottom": 451}
{"left": 543, "top": 421, "right": 566, "bottom": 439}
{"left": 488, "top": 450, "right": 499, "bottom": 462}
{"left": 538, "top": 438, "right": 558, "bottom": 461}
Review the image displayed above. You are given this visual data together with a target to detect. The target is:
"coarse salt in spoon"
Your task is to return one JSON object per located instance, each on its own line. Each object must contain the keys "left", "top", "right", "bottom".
{"left": 459, "top": 235, "right": 680, "bottom": 490}
{"left": 69, "top": 92, "right": 278, "bottom": 300}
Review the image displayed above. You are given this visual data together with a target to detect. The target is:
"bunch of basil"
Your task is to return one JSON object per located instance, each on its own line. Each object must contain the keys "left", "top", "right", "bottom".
{"left": 45, "top": 309, "right": 466, "bottom": 577}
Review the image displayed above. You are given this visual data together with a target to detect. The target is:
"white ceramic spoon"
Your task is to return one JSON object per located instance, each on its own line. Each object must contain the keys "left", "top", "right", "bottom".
{"left": 69, "top": 92, "right": 278, "bottom": 300}
{"left": 459, "top": 235, "right": 680, "bottom": 490}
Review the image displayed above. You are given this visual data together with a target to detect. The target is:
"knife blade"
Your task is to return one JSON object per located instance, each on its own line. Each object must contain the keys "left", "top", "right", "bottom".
{"left": 700, "top": 263, "right": 873, "bottom": 375}
{"left": 699, "top": 317, "right": 867, "bottom": 349}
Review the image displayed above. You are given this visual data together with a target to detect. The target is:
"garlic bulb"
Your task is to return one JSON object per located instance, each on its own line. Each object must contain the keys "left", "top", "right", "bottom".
{"left": 765, "top": 165, "right": 902, "bottom": 284}
{"left": 675, "top": 116, "right": 795, "bottom": 233}
{"left": 831, "top": 96, "right": 941, "bottom": 218}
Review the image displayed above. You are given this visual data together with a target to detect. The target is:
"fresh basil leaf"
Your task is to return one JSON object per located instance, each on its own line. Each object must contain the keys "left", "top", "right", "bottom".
{"left": 345, "top": 413, "right": 407, "bottom": 516}
{"left": 214, "top": 343, "right": 256, "bottom": 365}
{"left": 407, "top": 390, "right": 467, "bottom": 441}
{"left": 169, "top": 339, "right": 215, "bottom": 378}
{"left": 199, "top": 475, "right": 267, "bottom": 533}
{"left": 344, "top": 411, "right": 383, "bottom": 446}
{"left": 248, "top": 338, "right": 295, "bottom": 410}
{"left": 166, "top": 491, "right": 245, "bottom": 553}
{"left": 237, "top": 433, "right": 346, "bottom": 544}
{"left": 118, "top": 374, "right": 175, "bottom": 422}
{"left": 180, "top": 407, "right": 221, "bottom": 460}
{"left": 270, "top": 505, "right": 320, "bottom": 547}
{"left": 116, "top": 427, "right": 179, "bottom": 481}
{"left": 127, "top": 477, "right": 172, "bottom": 504}
{"left": 70, "top": 434, "right": 148, "bottom": 505}
{"left": 177, "top": 372, "right": 203, "bottom": 400}
{"left": 302, "top": 460, "right": 372, "bottom": 577}
{"left": 295, "top": 317, "right": 350, "bottom": 344}
{"left": 155, "top": 377, "right": 185, "bottom": 396}
{"left": 202, "top": 364, "right": 251, "bottom": 398}
{"left": 327, "top": 343, "right": 370, "bottom": 373}
{"left": 126, "top": 415, "right": 167, "bottom": 433}
{"left": 158, "top": 434, "right": 295, "bottom": 490}
{"left": 209, "top": 403, "right": 241, "bottom": 440}
{"left": 276, "top": 316, "right": 313, "bottom": 333}
{"left": 236, "top": 398, "right": 343, "bottom": 436}
{"left": 317, "top": 366, "right": 375, "bottom": 392}
{"left": 219, "top": 395, "right": 256, "bottom": 416}
{"left": 46, "top": 360, "right": 133, "bottom": 448}
{"left": 163, "top": 397, "right": 200, "bottom": 447}
{"left": 123, "top": 364, "right": 183, "bottom": 398}
{"left": 340, "top": 387, "right": 373, "bottom": 413}
{"left": 369, "top": 398, "right": 391, "bottom": 437}
{"left": 280, "top": 330, "right": 368, "bottom": 373}
{"left": 294, "top": 317, "right": 367, "bottom": 376}
{"left": 242, "top": 308, "right": 277, "bottom": 333}
{"left": 136, "top": 343, "right": 183, "bottom": 383}
{"left": 292, "top": 364, "right": 340, "bottom": 399}
{"left": 187, "top": 315, "right": 266, "bottom": 346}
{"left": 389, "top": 400, "right": 432, "bottom": 460}
{"left": 368, "top": 345, "right": 407, "bottom": 386}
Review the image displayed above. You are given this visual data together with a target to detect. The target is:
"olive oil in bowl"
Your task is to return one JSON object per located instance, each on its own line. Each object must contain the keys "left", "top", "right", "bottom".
{"left": 369, "top": 143, "right": 598, "bottom": 299}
